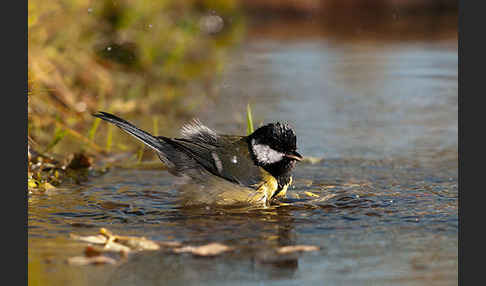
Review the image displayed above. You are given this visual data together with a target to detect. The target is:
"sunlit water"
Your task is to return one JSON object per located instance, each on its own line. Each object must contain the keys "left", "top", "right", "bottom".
{"left": 28, "top": 16, "right": 458, "bottom": 286}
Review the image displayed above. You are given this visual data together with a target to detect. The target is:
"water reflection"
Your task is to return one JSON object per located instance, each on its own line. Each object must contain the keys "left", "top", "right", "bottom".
{"left": 105, "top": 205, "right": 301, "bottom": 285}
{"left": 207, "top": 15, "right": 457, "bottom": 161}
{"left": 28, "top": 153, "right": 457, "bottom": 284}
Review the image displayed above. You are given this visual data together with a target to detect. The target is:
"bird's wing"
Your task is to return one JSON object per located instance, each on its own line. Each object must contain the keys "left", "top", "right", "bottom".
{"left": 161, "top": 136, "right": 264, "bottom": 188}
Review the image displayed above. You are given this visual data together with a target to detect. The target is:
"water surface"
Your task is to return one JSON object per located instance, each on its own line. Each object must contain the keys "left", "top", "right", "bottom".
{"left": 28, "top": 15, "right": 458, "bottom": 286}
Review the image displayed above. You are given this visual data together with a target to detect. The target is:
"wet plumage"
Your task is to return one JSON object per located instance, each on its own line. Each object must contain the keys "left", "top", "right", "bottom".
{"left": 93, "top": 111, "right": 302, "bottom": 206}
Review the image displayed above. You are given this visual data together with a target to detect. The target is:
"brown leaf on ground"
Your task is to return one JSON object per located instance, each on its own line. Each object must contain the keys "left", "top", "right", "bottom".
{"left": 99, "top": 228, "right": 160, "bottom": 251}
{"left": 71, "top": 228, "right": 162, "bottom": 252}
{"left": 104, "top": 240, "right": 132, "bottom": 253}
{"left": 173, "top": 243, "right": 234, "bottom": 256}
{"left": 67, "top": 255, "right": 117, "bottom": 266}
{"left": 119, "top": 237, "right": 160, "bottom": 251}
{"left": 83, "top": 244, "right": 130, "bottom": 259}
{"left": 158, "top": 241, "right": 183, "bottom": 248}
{"left": 276, "top": 245, "right": 320, "bottom": 254}
{"left": 84, "top": 245, "right": 103, "bottom": 257}
{"left": 70, "top": 234, "right": 108, "bottom": 244}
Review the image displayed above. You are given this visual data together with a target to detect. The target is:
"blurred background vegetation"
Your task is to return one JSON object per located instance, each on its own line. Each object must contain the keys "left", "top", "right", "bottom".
{"left": 28, "top": 0, "right": 245, "bottom": 190}
{"left": 28, "top": 0, "right": 244, "bottom": 156}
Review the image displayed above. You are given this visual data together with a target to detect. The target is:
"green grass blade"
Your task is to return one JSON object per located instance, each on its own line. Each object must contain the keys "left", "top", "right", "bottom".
{"left": 88, "top": 117, "right": 101, "bottom": 141}
{"left": 136, "top": 145, "right": 145, "bottom": 164}
{"left": 43, "top": 128, "right": 67, "bottom": 153}
{"left": 246, "top": 103, "right": 254, "bottom": 135}
{"left": 106, "top": 124, "right": 113, "bottom": 152}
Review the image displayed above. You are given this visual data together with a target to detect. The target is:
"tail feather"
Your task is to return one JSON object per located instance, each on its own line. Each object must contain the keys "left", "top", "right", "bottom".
{"left": 93, "top": 111, "right": 204, "bottom": 175}
{"left": 92, "top": 111, "right": 165, "bottom": 153}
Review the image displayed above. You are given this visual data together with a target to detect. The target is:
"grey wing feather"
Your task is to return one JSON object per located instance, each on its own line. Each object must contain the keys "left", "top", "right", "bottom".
{"left": 166, "top": 137, "right": 263, "bottom": 188}
{"left": 173, "top": 119, "right": 264, "bottom": 187}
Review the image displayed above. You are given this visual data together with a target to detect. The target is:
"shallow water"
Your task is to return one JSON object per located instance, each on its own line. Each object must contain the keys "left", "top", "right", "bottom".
{"left": 28, "top": 15, "right": 458, "bottom": 286}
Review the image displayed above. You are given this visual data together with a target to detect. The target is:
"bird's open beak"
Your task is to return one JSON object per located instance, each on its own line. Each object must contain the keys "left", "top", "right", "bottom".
{"left": 285, "top": 151, "right": 303, "bottom": 161}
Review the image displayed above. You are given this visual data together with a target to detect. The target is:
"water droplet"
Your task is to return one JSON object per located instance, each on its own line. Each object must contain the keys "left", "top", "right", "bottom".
{"left": 231, "top": 156, "right": 238, "bottom": 164}
{"left": 106, "top": 46, "right": 112, "bottom": 51}
{"left": 75, "top": 102, "right": 87, "bottom": 112}
{"left": 199, "top": 14, "right": 224, "bottom": 34}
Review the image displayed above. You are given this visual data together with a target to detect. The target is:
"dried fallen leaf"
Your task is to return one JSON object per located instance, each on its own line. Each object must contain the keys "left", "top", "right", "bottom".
{"left": 276, "top": 245, "right": 320, "bottom": 254}
{"left": 82, "top": 244, "right": 129, "bottom": 259}
{"left": 99, "top": 228, "right": 160, "bottom": 251}
{"left": 67, "top": 255, "right": 117, "bottom": 266}
{"left": 99, "top": 228, "right": 115, "bottom": 238}
{"left": 71, "top": 227, "right": 173, "bottom": 258}
{"left": 158, "top": 241, "right": 183, "bottom": 248}
{"left": 121, "top": 237, "right": 160, "bottom": 250}
{"left": 70, "top": 234, "right": 107, "bottom": 244}
{"left": 173, "top": 243, "right": 233, "bottom": 256}
{"left": 104, "top": 240, "right": 132, "bottom": 253}
{"left": 84, "top": 245, "right": 103, "bottom": 257}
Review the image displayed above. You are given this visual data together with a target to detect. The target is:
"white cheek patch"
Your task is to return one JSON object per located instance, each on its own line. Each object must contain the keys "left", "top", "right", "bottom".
{"left": 251, "top": 139, "right": 285, "bottom": 165}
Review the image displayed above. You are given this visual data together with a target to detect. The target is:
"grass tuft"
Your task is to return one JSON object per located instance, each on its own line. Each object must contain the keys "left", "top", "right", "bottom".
{"left": 246, "top": 103, "right": 254, "bottom": 135}
{"left": 43, "top": 128, "right": 67, "bottom": 153}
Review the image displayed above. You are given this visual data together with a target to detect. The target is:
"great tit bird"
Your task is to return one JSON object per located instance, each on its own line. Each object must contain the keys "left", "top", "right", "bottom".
{"left": 92, "top": 111, "right": 303, "bottom": 206}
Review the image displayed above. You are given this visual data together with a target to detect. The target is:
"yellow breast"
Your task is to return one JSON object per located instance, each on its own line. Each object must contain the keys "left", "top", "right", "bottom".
{"left": 274, "top": 176, "right": 292, "bottom": 199}
{"left": 179, "top": 169, "right": 292, "bottom": 207}
{"left": 248, "top": 170, "right": 292, "bottom": 206}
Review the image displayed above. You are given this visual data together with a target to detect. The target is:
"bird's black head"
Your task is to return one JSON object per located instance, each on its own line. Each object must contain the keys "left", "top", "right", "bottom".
{"left": 247, "top": 122, "right": 303, "bottom": 187}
